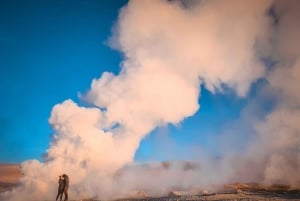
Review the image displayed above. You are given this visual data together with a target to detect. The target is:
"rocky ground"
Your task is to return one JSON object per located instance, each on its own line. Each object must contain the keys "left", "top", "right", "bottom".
{"left": 85, "top": 191, "right": 300, "bottom": 201}
{"left": 1, "top": 164, "right": 300, "bottom": 201}
{"left": 124, "top": 194, "right": 298, "bottom": 201}
{"left": 123, "top": 187, "right": 299, "bottom": 201}
{"left": 65, "top": 184, "right": 300, "bottom": 201}
{"left": 76, "top": 185, "right": 300, "bottom": 201}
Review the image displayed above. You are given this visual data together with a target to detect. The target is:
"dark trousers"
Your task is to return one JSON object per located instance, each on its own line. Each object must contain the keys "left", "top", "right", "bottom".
{"left": 56, "top": 190, "right": 63, "bottom": 201}
{"left": 63, "top": 188, "right": 68, "bottom": 201}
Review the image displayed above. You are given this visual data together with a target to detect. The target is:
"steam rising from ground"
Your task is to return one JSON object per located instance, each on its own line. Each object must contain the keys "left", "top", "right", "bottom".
{"left": 1, "top": 0, "right": 300, "bottom": 200}
{"left": 254, "top": 0, "right": 300, "bottom": 186}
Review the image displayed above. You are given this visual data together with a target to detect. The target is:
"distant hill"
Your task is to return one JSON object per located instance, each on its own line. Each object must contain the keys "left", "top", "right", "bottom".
{"left": 0, "top": 164, "right": 21, "bottom": 193}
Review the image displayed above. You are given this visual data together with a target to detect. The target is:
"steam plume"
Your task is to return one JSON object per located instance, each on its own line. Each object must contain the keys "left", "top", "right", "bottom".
{"left": 2, "top": 0, "right": 300, "bottom": 200}
{"left": 253, "top": 0, "right": 300, "bottom": 187}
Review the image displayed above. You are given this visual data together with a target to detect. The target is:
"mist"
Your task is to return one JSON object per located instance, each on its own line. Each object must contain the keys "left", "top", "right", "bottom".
{"left": 1, "top": 0, "right": 300, "bottom": 200}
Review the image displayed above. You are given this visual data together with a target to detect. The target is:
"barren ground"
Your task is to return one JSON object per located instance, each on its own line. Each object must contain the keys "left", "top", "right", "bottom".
{"left": 1, "top": 164, "right": 299, "bottom": 200}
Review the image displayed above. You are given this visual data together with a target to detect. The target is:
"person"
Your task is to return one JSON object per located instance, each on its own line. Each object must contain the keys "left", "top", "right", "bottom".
{"left": 56, "top": 175, "right": 65, "bottom": 201}
{"left": 62, "top": 174, "right": 69, "bottom": 201}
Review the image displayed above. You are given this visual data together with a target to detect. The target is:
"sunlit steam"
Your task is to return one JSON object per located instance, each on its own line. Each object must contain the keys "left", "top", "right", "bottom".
{"left": 1, "top": 0, "right": 300, "bottom": 200}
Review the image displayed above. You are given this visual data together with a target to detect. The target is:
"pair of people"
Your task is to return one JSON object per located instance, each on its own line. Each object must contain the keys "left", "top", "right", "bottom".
{"left": 56, "top": 174, "right": 69, "bottom": 201}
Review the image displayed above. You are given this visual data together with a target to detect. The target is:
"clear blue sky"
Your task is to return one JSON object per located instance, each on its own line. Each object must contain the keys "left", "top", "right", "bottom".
{"left": 0, "top": 0, "right": 261, "bottom": 163}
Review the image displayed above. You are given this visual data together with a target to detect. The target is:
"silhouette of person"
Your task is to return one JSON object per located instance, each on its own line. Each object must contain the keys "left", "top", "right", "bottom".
{"left": 62, "top": 174, "right": 69, "bottom": 201}
{"left": 56, "top": 175, "right": 65, "bottom": 201}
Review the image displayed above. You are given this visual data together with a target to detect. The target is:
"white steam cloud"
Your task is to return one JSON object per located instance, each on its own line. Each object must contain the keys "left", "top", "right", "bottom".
{"left": 253, "top": 0, "right": 300, "bottom": 187}
{"left": 1, "top": 0, "right": 300, "bottom": 200}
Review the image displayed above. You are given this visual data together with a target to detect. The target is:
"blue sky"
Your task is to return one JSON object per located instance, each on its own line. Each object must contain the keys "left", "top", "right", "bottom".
{"left": 0, "top": 0, "right": 257, "bottom": 163}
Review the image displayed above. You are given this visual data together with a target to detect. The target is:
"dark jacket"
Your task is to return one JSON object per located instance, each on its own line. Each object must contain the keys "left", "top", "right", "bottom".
{"left": 58, "top": 177, "right": 65, "bottom": 192}
{"left": 62, "top": 174, "right": 69, "bottom": 190}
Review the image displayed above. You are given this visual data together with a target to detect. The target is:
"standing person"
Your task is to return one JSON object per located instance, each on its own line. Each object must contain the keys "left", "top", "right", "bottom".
{"left": 62, "top": 174, "right": 69, "bottom": 201}
{"left": 56, "top": 175, "right": 65, "bottom": 201}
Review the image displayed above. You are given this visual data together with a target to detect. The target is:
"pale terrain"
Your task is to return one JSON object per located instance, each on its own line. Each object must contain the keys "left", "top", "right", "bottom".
{"left": 0, "top": 164, "right": 299, "bottom": 201}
